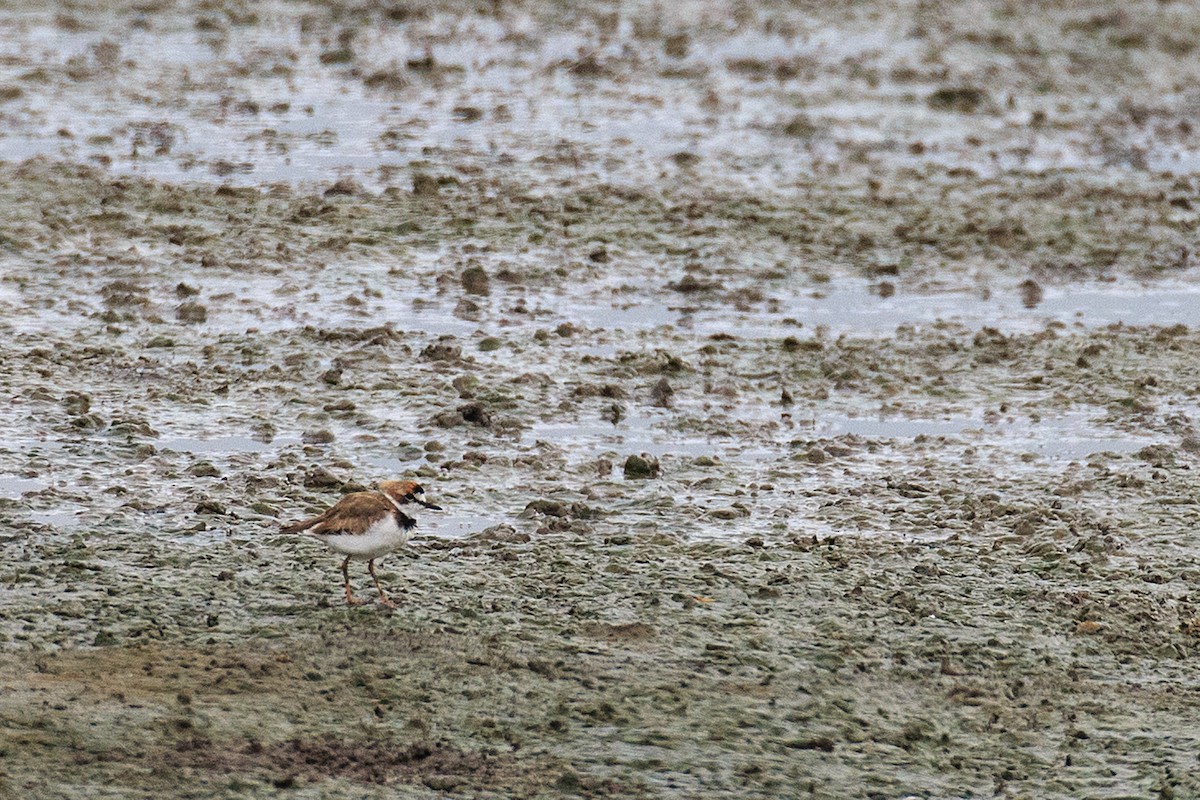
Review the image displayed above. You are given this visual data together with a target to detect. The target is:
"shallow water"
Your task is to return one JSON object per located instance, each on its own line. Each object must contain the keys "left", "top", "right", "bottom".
{"left": 5, "top": 256, "right": 1198, "bottom": 342}
{"left": 27, "top": 507, "right": 85, "bottom": 528}
{"left": 424, "top": 512, "right": 494, "bottom": 539}
{"left": 528, "top": 403, "right": 1159, "bottom": 469}
{"left": 3, "top": 2, "right": 1200, "bottom": 196}
{"left": 805, "top": 410, "right": 1158, "bottom": 460}
{"left": 569, "top": 282, "right": 1200, "bottom": 337}
{"left": 157, "top": 435, "right": 302, "bottom": 454}
{"left": 0, "top": 475, "right": 48, "bottom": 498}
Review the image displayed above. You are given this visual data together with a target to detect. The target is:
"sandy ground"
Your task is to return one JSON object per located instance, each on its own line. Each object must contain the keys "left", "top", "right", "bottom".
{"left": 3, "top": 1, "right": 1200, "bottom": 798}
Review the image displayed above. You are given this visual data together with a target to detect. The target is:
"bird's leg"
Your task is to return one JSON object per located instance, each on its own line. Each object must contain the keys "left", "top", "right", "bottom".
{"left": 342, "top": 556, "right": 367, "bottom": 606}
{"left": 368, "top": 559, "right": 397, "bottom": 608}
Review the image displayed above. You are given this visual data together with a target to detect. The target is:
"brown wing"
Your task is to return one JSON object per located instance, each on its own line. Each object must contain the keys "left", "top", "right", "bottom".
{"left": 281, "top": 492, "right": 393, "bottom": 536}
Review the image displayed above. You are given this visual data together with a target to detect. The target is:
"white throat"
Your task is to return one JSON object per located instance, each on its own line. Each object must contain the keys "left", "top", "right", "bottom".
{"left": 379, "top": 490, "right": 405, "bottom": 512}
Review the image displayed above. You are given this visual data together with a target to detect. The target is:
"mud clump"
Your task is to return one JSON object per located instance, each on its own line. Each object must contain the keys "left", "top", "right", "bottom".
{"left": 71, "top": 412, "right": 105, "bottom": 430}
{"left": 323, "top": 177, "right": 364, "bottom": 197}
{"left": 669, "top": 151, "right": 701, "bottom": 168}
{"left": 61, "top": 391, "right": 91, "bottom": 415}
{"left": 176, "top": 301, "right": 208, "bottom": 323}
{"left": 665, "top": 274, "right": 721, "bottom": 293}
{"left": 411, "top": 173, "right": 439, "bottom": 197}
{"left": 649, "top": 377, "right": 674, "bottom": 407}
{"left": 420, "top": 340, "right": 461, "bottom": 361}
{"left": 573, "top": 382, "right": 626, "bottom": 399}
{"left": 623, "top": 453, "right": 661, "bottom": 479}
{"left": 101, "top": 280, "right": 149, "bottom": 308}
{"left": 174, "top": 735, "right": 532, "bottom": 789}
{"left": 779, "top": 114, "right": 820, "bottom": 139}
{"left": 524, "top": 499, "right": 598, "bottom": 519}
{"left": 461, "top": 265, "right": 490, "bottom": 295}
{"left": 451, "top": 374, "right": 478, "bottom": 397}
{"left": 927, "top": 86, "right": 990, "bottom": 113}
{"left": 663, "top": 33, "right": 689, "bottom": 59}
{"left": 434, "top": 402, "right": 491, "bottom": 428}
{"left": 188, "top": 461, "right": 220, "bottom": 477}
{"left": 302, "top": 466, "right": 343, "bottom": 488}
{"left": 525, "top": 499, "right": 569, "bottom": 517}
{"left": 363, "top": 69, "right": 409, "bottom": 92}
{"left": 1019, "top": 279, "right": 1044, "bottom": 308}
{"left": 108, "top": 418, "right": 158, "bottom": 437}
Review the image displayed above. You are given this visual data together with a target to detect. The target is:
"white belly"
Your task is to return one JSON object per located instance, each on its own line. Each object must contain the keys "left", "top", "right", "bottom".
{"left": 316, "top": 515, "right": 410, "bottom": 560}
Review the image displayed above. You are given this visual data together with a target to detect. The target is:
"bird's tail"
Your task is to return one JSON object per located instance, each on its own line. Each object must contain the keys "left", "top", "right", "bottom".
{"left": 281, "top": 516, "right": 321, "bottom": 535}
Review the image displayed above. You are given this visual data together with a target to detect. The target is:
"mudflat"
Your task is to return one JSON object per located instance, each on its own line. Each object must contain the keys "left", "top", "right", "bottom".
{"left": 2, "top": 2, "right": 1200, "bottom": 798}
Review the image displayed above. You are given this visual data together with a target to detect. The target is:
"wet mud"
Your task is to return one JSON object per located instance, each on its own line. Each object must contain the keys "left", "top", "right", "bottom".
{"left": 3, "top": 1, "right": 1200, "bottom": 798}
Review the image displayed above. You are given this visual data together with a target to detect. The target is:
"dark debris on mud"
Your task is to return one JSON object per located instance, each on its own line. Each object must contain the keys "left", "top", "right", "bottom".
{"left": 172, "top": 735, "right": 572, "bottom": 794}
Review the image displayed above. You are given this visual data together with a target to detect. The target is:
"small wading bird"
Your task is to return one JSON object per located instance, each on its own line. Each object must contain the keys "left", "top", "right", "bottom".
{"left": 282, "top": 480, "right": 441, "bottom": 608}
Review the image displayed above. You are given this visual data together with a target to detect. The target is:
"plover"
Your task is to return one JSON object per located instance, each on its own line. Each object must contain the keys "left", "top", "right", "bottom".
{"left": 282, "top": 479, "right": 441, "bottom": 608}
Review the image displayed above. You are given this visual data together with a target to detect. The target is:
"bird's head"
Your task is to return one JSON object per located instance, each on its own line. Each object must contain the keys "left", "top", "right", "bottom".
{"left": 378, "top": 479, "right": 442, "bottom": 510}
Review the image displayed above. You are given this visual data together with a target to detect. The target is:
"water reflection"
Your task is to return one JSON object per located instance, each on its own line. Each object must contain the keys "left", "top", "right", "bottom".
{"left": 0, "top": 476, "right": 48, "bottom": 498}
{"left": 528, "top": 406, "right": 1157, "bottom": 468}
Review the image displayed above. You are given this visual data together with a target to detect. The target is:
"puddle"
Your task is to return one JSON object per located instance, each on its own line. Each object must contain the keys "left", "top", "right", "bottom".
{"left": 158, "top": 436, "right": 301, "bottom": 454}
{"left": 0, "top": 476, "right": 48, "bottom": 498}
{"left": 365, "top": 451, "right": 428, "bottom": 472}
{"left": 1, "top": 3, "right": 1197, "bottom": 198}
{"left": 9, "top": 268, "right": 1200, "bottom": 342}
{"left": 800, "top": 410, "right": 1157, "bottom": 461}
{"left": 568, "top": 282, "right": 1200, "bottom": 338}
{"left": 528, "top": 405, "right": 1158, "bottom": 470}
{"left": 28, "top": 508, "right": 85, "bottom": 528}
{"left": 529, "top": 410, "right": 778, "bottom": 465}
{"left": 422, "top": 513, "right": 493, "bottom": 540}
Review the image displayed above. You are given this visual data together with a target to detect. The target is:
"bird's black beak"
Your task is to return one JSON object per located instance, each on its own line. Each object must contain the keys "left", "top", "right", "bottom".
{"left": 407, "top": 494, "right": 442, "bottom": 510}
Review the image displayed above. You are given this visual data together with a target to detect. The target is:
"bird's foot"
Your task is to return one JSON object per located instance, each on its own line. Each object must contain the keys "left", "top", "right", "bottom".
{"left": 378, "top": 596, "right": 398, "bottom": 609}
{"left": 346, "top": 595, "right": 369, "bottom": 606}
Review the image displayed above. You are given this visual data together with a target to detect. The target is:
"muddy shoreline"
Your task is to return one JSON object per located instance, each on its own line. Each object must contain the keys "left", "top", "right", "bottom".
{"left": 5, "top": 502, "right": 1200, "bottom": 798}
{"left": 5, "top": 223, "right": 1200, "bottom": 796}
{"left": 5, "top": 0, "right": 1200, "bottom": 797}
